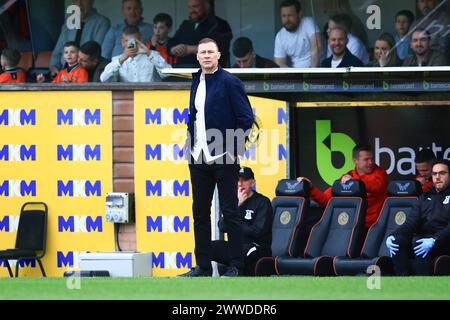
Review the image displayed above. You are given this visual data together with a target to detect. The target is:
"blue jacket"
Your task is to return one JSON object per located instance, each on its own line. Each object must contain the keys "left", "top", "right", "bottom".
{"left": 188, "top": 66, "right": 254, "bottom": 157}
{"left": 50, "top": 8, "right": 110, "bottom": 70}
{"left": 101, "top": 20, "right": 153, "bottom": 60}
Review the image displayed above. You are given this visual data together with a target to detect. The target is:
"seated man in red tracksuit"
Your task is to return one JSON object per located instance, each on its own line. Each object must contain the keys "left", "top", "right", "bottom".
{"left": 297, "top": 144, "right": 389, "bottom": 240}
{"left": 415, "top": 148, "right": 436, "bottom": 193}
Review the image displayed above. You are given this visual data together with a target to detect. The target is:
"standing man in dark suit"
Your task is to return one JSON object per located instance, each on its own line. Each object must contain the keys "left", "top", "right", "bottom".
{"left": 179, "top": 38, "right": 254, "bottom": 277}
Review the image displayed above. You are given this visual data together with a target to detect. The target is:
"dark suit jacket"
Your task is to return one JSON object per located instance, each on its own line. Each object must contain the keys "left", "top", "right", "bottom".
{"left": 321, "top": 49, "right": 364, "bottom": 68}
{"left": 232, "top": 55, "right": 279, "bottom": 68}
{"left": 90, "top": 57, "right": 110, "bottom": 82}
{"left": 188, "top": 66, "right": 254, "bottom": 157}
{"left": 168, "top": 14, "right": 233, "bottom": 68}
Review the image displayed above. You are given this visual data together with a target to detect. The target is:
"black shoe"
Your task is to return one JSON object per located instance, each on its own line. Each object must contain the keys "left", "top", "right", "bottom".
{"left": 221, "top": 266, "right": 241, "bottom": 277}
{"left": 178, "top": 266, "right": 212, "bottom": 277}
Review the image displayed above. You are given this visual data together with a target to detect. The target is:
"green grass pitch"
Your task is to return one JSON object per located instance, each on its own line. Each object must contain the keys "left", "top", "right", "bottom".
{"left": 0, "top": 277, "right": 449, "bottom": 300}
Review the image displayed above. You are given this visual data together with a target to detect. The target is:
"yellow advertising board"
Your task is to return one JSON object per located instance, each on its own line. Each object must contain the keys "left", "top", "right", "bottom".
{"left": 0, "top": 91, "right": 114, "bottom": 277}
{"left": 134, "top": 90, "right": 286, "bottom": 277}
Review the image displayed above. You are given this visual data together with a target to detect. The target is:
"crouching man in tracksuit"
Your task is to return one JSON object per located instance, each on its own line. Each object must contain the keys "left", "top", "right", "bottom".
{"left": 386, "top": 159, "right": 450, "bottom": 275}
{"left": 212, "top": 167, "right": 273, "bottom": 276}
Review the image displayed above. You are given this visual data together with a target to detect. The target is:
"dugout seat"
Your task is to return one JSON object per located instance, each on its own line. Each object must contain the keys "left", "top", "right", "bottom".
{"left": 254, "top": 179, "right": 310, "bottom": 276}
{"left": 0, "top": 202, "right": 48, "bottom": 277}
{"left": 433, "top": 256, "right": 450, "bottom": 275}
{"left": 333, "top": 180, "right": 422, "bottom": 276}
{"left": 275, "top": 180, "right": 367, "bottom": 276}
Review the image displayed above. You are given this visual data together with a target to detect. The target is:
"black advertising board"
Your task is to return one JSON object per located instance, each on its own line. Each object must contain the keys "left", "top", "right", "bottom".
{"left": 295, "top": 105, "right": 450, "bottom": 190}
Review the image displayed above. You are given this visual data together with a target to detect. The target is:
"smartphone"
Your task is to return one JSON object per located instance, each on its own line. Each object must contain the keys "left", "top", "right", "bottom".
{"left": 127, "top": 38, "right": 137, "bottom": 49}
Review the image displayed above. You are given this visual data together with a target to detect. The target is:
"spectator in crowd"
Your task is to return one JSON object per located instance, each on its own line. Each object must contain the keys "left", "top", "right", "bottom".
{"left": 403, "top": 29, "right": 447, "bottom": 66}
{"left": 325, "top": 14, "right": 369, "bottom": 65}
{"left": 367, "top": 33, "right": 402, "bottom": 67}
{"left": 147, "top": 13, "right": 176, "bottom": 65}
{"left": 322, "top": 0, "right": 369, "bottom": 48}
{"left": 232, "top": 37, "right": 279, "bottom": 68}
{"left": 297, "top": 144, "right": 388, "bottom": 233}
{"left": 212, "top": 167, "right": 273, "bottom": 276}
{"left": 100, "top": 26, "right": 171, "bottom": 83}
{"left": 394, "top": 10, "right": 415, "bottom": 60}
{"left": 0, "top": 48, "right": 26, "bottom": 83}
{"left": 78, "top": 41, "right": 110, "bottom": 82}
{"left": 386, "top": 159, "right": 450, "bottom": 275}
{"left": 415, "top": 149, "right": 437, "bottom": 193}
{"left": 50, "top": 0, "right": 110, "bottom": 75}
{"left": 414, "top": 0, "right": 450, "bottom": 62}
{"left": 274, "top": 0, "right": 323, "bottom": 68}
{"left": 39, "top": 41, "right": 88, "bottom": 83}
{"left": 101, "top": 0, "right": 152, "bottom": 60}
{"left": 168, "top": 0, "right": 232, "bottom": 68}
{"left": 320, "top": 27, "right": 364, "bottom": 68}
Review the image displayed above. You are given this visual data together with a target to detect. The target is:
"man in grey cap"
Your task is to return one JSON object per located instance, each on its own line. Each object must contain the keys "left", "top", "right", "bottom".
{"left": 211, "top": 167, "right": 273, "bottom": 276}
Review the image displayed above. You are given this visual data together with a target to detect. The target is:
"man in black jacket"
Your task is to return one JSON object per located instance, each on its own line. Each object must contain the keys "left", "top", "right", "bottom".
{"left": 321, "top": 27, "right": 364, "bottom": 68}
{"left": 78, "top": 41, "right": 110, "bottom": 82}
{"left": 386, "top": 159, "right": 450, "bottom": 275}
{"left": 212, "top": 167, "right": 273, "bottom": 276}
{"left": 167, "top": 0, "right": 232, "bottom": 67}
{"left": 179, "top": 38, "right": 254, "bottom": 278}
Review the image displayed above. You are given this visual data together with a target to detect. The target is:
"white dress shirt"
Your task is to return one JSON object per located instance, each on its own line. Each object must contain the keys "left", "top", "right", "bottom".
{"left": 100, "top": 50, "right": 171, "bottom": 82}
{"left": 191, "top": 70, "right": 226, "bottom": 163}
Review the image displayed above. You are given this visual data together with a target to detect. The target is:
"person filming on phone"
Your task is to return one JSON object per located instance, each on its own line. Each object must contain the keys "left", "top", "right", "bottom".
{"left": 100, "top": 26, "right": 171, "bottom": 82}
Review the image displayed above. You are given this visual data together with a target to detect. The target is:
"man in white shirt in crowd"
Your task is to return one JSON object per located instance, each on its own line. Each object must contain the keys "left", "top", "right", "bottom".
{"left": 100, "top": 26, "right": 171, "bottom": 83}
{"left": 274, "top": 0, "right": 323, "bottom": 68}
{"left": 326, "top": 14, "right": 369, "bottom": 65}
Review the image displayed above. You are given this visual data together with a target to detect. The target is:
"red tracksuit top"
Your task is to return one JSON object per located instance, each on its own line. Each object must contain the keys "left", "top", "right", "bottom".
{"left": 311, "top": 165, "right": 388, "bottom": 228}
{"left": 146, "top": 42, "right": 176, "bottom": 65}
{"left": 416, "top": 174, "right": 433, "bottom": 193}
{"left": 0, "top": 68, "right": 26, "bottom": 83}
{"left": 52, "top": 64, "right": 88, "bottom": 83}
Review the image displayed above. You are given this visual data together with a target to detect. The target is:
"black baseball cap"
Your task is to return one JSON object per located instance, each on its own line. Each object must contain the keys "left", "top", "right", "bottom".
{"left": 238, "top": 167, "right": 255, "bottom": 180}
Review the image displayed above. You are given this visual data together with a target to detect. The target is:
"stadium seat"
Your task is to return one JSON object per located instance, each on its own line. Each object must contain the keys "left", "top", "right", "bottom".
{"left": 27, "top": 51, "right": 52, "bottom": 82}
{"left": 254, "top": 179, "right": 310, "bottom": 276}
{"left": 333, "top": 180, "right": 422, "bottom": 276}
{"left": 275, "top": 180, "right": 367, "bottom": 276}
{"left": 433, "top": 256, "right": 450, "bottom": 275}
{"left": 34, "top": 51, "right": 52, "bottom": 68}
{"left": 0, "top": 202, "right": 48, "bottom": 277}
{"left": 17, "top": 51, "right": 33, "bottom": 71}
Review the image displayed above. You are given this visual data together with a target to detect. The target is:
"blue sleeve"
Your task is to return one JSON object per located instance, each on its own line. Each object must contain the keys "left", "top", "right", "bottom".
{"left": 227, "top": 76, "right": 254, "bottom": 132}
{"left": 101, "top": 27, "right": 115, "bottom": 60}
{"left": 50, "top": 25, "right": 67, "bottom": 70}
{"left": 93, "top": 17, "right": 111, "bottom": 47}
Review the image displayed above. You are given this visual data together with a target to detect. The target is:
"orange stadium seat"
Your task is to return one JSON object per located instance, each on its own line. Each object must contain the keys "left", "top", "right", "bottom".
{"left": 17, "top": 51, "right": 33, "bottom": 71}
{"left": 34, "top": 51, "right": 52, "bottom": 68}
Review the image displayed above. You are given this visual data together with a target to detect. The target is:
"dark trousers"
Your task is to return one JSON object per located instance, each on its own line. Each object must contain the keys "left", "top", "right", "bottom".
{"left": 189, "top": 155, "right": 244, "bottom": 270}
{"left": 211, "top": 240, "right": 271, "bottom": 276}
{"left": 392, "top": 234, "right": 450, "bottom": 275}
